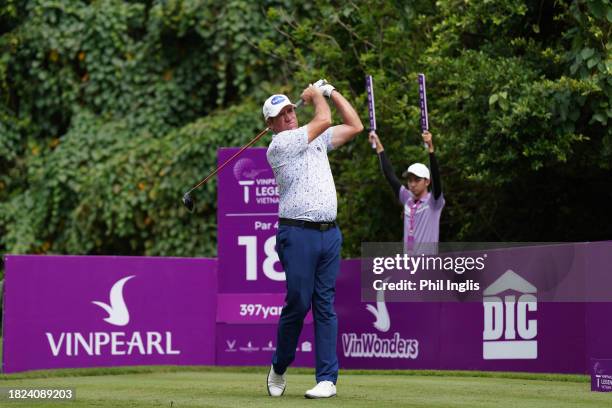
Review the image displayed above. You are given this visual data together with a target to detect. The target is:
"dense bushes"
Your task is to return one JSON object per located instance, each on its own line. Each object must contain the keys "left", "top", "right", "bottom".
{"left": 1, "top": 0, "right": 610, "bottom": 277}
{"left": 262, "top": 0, "right": 611, "bottom": 252}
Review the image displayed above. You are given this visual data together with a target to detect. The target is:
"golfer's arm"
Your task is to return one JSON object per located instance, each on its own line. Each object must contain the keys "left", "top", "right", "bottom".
{"left": 429, "top": 152, "right": 442, "bottom": 199}
{"left": 378, "top": 151, "right": 402, "bottom": 198}
{"left": 330, "top": 91, "right": 364, "bottom": 148}
{"left": 307, "top": 92, "right": 332, "bottom": 143}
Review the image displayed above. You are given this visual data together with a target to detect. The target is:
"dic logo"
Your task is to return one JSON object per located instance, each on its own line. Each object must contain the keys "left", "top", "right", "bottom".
{"left": 482, "top": 270, "right": 537, "bottom": 360}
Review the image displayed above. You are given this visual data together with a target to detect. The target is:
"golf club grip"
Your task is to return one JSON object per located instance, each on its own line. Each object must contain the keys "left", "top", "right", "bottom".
{"left": 187, "top": 127, "right": 270, "bottom": 193}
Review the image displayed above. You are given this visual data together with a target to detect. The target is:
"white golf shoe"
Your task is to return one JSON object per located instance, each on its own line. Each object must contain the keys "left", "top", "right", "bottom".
{"left": 304, "top": 380, "right": 336, "bottom": 399}
{"left": 267, "top": 365, "right": 286, "bottom": 397}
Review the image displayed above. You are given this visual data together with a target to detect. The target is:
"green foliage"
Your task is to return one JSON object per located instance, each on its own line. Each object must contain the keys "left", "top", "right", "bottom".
{"left": 1, "top": 102, "right": 263, "bottom": 259}
{"left": 1, "top": 0, "right": 610, "bottom": 278}
{"left": 0, "top": 0, "right": 301, "bottom": 279}
{"left": 258, "top": 0, "right": 611, "bottom": 251}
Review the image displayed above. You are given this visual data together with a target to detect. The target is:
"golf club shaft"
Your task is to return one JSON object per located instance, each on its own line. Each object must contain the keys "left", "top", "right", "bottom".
{"left": 185, "top": 99, "right": 306, "bottom": 195}
{"left": 186, "top": 127, "right": 270, "bottom": 195}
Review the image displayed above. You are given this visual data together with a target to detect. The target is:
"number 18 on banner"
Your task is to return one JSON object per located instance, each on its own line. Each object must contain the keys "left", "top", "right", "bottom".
{"left": 366, "top": 75, "right": 376, "bottom": 149}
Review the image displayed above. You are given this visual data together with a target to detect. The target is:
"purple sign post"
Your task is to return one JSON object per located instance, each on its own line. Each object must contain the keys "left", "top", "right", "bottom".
{"left": 217, "top": 148, "right": 285, "bottom": 293}
{"left": 216, "top": 147, "right": 314, "bottom": 367}
{"left": 418, "top": 73, "right": 429, "bottom": 131}
{"left": 418, "top": 73, "right": 429, "bottom": 149}
{"left": 2, "top": 255, "right": 217, "bottom": 373}
{"left": 366, "top": 75, "right": 377, "bottom": 149}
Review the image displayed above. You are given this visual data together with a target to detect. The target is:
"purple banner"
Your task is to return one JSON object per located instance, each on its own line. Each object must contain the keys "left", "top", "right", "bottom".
{"left": 2, "top": 255, "right": 217, "bottom": 373}
{"left": 216, "top": 147, "right": 299, "bottom": 367}
{"left": 338, "top": 259, "right": 588, "bottom": 373}
{"left": 217, "top": 147, "right": 286, "bottom": 294}
{"left": 3, "top": 249, "right": 611, "bottom": 374}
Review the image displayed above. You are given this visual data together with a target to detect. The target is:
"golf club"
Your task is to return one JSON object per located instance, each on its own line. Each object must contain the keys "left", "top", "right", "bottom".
{"left": 181, "top": 124, "right": 272, "bottom": 212}
{"left": 182, "top": 89, "right": 318, "bottom": 212}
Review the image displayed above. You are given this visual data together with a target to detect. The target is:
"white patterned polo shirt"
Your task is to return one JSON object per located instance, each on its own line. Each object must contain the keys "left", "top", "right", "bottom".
{"left": 266, "top": 125, "right": 336, "bottom": 222}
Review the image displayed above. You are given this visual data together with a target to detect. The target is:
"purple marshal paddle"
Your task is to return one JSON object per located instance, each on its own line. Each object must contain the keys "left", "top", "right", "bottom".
{"left": 366, "top": 75, "right": 376, "bottom": 149}
{"left": 418, "top": 73, "right": 429, "bottom": 148}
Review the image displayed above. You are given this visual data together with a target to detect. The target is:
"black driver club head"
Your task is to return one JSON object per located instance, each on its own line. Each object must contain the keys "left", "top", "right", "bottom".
{"left": 182, "top": 192, "right": 195, "bottom": 213}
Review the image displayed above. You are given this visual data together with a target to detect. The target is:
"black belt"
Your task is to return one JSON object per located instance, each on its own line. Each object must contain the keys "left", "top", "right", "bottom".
{"left": 279, "top": 218, "right": 337, "bottom": 231}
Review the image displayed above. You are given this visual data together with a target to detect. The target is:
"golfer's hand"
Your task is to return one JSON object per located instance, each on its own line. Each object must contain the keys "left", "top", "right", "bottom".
{"left": 369, "top": 131, "right": 384, "bottom": 154}
{"left": 316, "top": 79, "right": 335, "bottom": 98}
{"left": 301, "top": 85, "right": 324, "bottom": 105}
{"left": 422, "top": 131, "right": 434, "bottom": 153}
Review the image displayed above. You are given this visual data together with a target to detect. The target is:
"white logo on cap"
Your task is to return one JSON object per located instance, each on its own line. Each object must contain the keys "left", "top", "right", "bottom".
{"left": 271, "top": 95, "right": 285, "bottom": 105}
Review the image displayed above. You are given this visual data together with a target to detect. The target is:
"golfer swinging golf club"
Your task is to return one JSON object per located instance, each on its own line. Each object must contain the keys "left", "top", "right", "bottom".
{"left": 264, "top": 80, "right": 363, "bottom": 398}
{"left": 368, "top": 130, "right": 444, "bottom": 253}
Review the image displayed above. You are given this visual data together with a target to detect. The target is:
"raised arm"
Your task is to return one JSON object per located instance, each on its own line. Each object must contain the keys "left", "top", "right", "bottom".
{"left": 301, "top": 85, "right": 332, "bottom": 143}
{"left": 423, "top": 131, "right": 442, "bottom": 200}
{"left": 326, "top": 87, "right": 363, "bottom": 148}
{"left": 369, "top": 131, "right": 402, "bottom": 198}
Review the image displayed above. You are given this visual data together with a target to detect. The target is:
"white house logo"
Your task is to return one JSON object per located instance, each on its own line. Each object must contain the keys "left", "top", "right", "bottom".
{"left": 45, "top": 275, "right": 180, "bottom": 357}
{"left": 233, "top": 158, "right": 277, "bottom": 205}
{"left": 342, "top": 281, "right": 418, "bottom": 359}
{"left": 483, "top": 269, "right": 537, "bottom": 360}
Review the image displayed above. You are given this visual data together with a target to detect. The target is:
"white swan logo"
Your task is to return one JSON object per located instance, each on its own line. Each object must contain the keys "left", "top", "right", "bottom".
{"left": 343, "top": 278, "right": 418, "bottom": 359}
{"left": 366, "top": 277, "right": 390, "bottom": 332}
{"left": 92, "top": 275, "right": 135, "bottom": 326}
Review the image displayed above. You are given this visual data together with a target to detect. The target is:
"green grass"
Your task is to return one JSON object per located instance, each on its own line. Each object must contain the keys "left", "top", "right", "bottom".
{"left": 0, "top": 365, "right": 609, "bottom": 407}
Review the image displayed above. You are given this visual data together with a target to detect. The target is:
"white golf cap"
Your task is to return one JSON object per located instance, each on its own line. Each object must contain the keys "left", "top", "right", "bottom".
{"left": 262, "top": 94, "right": 295, "bottom": 121}
{"left": 402, "top": 163, "right": 430, "bottom": 179}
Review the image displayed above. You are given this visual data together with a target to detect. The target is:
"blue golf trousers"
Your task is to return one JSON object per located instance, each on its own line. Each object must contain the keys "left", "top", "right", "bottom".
{"left": 272, "top": 223, "right": 342, "bottom": 384}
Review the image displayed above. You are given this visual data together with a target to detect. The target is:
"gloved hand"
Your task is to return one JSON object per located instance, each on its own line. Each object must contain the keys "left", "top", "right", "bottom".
{"left": 315, "top": 79, "right": 335, "bottom": 98}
